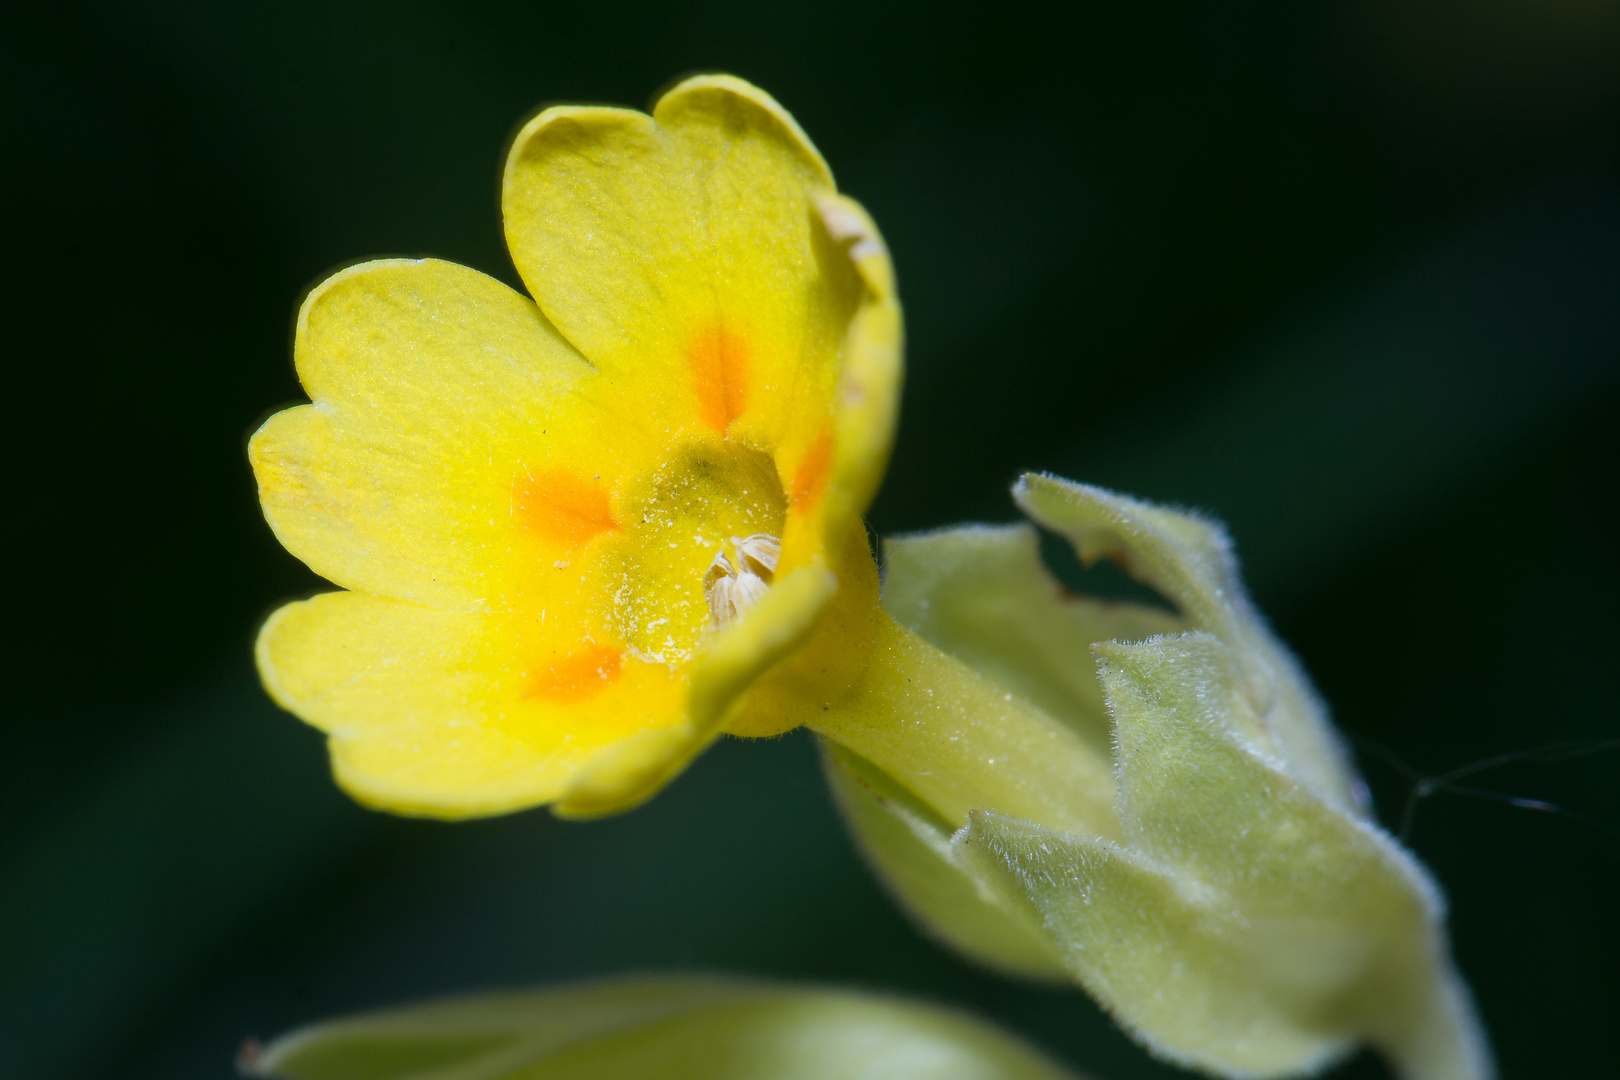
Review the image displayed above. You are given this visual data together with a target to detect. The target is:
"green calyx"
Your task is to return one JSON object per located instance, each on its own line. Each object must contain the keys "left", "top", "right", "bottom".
{"left": 817, "top": 474, "right": 1493, "bottom": 1080}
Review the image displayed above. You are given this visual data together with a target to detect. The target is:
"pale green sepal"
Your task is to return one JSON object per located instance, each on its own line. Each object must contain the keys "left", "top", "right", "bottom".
{"left": 957, "top": 810, "right": 1355, "bottom": 1078}
{"left": 245, "top": 976, "right": 1085, "bottom": 1080}
{"left": 856, "top": 477, "right": 1492, "bottom": 1079}
{"left": 881, "top": 523, "right": 1183, "bottom": 757}
{"left": 1013, "top": 473, "right": 1364, "bottom": 817}
{"left": 1091, "top": 632, "right": 1493, "bottom": 1080}
{"left": 1099, "top": 632, "right": 1424, "bottom": 900}
{"left": 820, "top": 739, "right": 1069, "bottom": 980}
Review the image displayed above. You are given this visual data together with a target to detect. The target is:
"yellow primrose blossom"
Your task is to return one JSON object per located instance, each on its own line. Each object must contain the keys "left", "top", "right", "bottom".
{"left": 251, "top": 75, "right": 899, "bottom": 819}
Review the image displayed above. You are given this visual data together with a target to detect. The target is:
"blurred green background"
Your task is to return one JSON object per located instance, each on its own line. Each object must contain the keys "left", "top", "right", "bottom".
{"left": 3, "top": 1, "right": 1617, "bottom": 1077}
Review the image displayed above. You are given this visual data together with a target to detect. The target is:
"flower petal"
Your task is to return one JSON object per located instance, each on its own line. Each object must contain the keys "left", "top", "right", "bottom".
{"left": 251, "top": 258, "right": 655, "bottom": 611}
{"left": 502, "top": 75, "right": 843, "bottom": 447}
{"left": 801, "top": 191, "right": 904, "bottom": 560}
{"left": 256, "top": 591, "right": 694, "bottom": 819}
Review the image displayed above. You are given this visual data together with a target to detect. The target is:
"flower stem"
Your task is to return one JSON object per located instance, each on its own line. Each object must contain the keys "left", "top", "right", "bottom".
{"left": 808, "top": 612, "right": 1119, "bottom": 841}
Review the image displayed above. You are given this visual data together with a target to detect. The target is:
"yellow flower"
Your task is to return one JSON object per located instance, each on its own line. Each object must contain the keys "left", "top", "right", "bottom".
{"left": 250, "top": 75, "right": 900, "bottom": 820}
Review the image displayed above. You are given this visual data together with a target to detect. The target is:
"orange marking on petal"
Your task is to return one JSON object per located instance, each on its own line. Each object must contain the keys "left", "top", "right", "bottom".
{"left": 789, "top": 429, "right": 835, "bottom": 510}
{"left": 514, "top": 468, "right": 618, "bottom": 548}
{"left": 527, "top": 644, "right": 623, "bottom": 702}
{"left": 688, "top": 325, "right": 750, "bottom": 433}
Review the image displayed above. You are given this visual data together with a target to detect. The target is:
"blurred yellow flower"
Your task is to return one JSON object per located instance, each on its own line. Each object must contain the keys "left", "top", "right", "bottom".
{"left": 251, "top": 75, "right": 900, "bottom": 820}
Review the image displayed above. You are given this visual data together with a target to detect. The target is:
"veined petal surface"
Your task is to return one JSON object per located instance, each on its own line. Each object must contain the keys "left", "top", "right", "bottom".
{"left": 253, "top": 258, "right": 637, "bottom": 612}
{"left": 503, "top": 75, "right": 899, "bottom": 571}
{"left": 503, "top": 76, "right": 838, "bottom": 447}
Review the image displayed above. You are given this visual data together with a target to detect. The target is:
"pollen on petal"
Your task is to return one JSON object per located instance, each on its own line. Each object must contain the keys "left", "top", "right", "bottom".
{"left": 515, "top": 468, "right": 618, "bottom": 547}
{"left": 527, "top": 643, "right": 623, "bottom": 702}
{"left": 789, "top": 429, "right": 835, "bottom": 510}
{"left": 688, "top": 325, "right": 750, "bottom": 433}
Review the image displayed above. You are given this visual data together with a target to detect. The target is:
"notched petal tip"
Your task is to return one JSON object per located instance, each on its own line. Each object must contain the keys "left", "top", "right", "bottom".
{"left": 653, "top": 73, "right": 833, "bottom": 185}
{"left": 503, "top": 103, "right": 655, "bottom": 182}
{"left": 293, "top": 257, "right": 433, "bottom": 349}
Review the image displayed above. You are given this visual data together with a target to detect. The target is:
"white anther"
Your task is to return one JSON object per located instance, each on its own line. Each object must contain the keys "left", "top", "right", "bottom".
{"left": 704, "top": 533, "right": 782, "bottom": 630}
{"left": 732, "top": 533, "right": 780, "bottom": 575}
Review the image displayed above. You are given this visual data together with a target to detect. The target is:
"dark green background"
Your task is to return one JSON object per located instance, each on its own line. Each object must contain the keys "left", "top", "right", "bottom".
{"left": 3, "top": 2, "right": 1617, "bottom": 1077}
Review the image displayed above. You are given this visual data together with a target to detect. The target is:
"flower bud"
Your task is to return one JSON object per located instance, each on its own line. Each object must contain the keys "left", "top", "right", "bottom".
{"left": 822, "top": 475, "right": 1492, "bottom": 1080}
